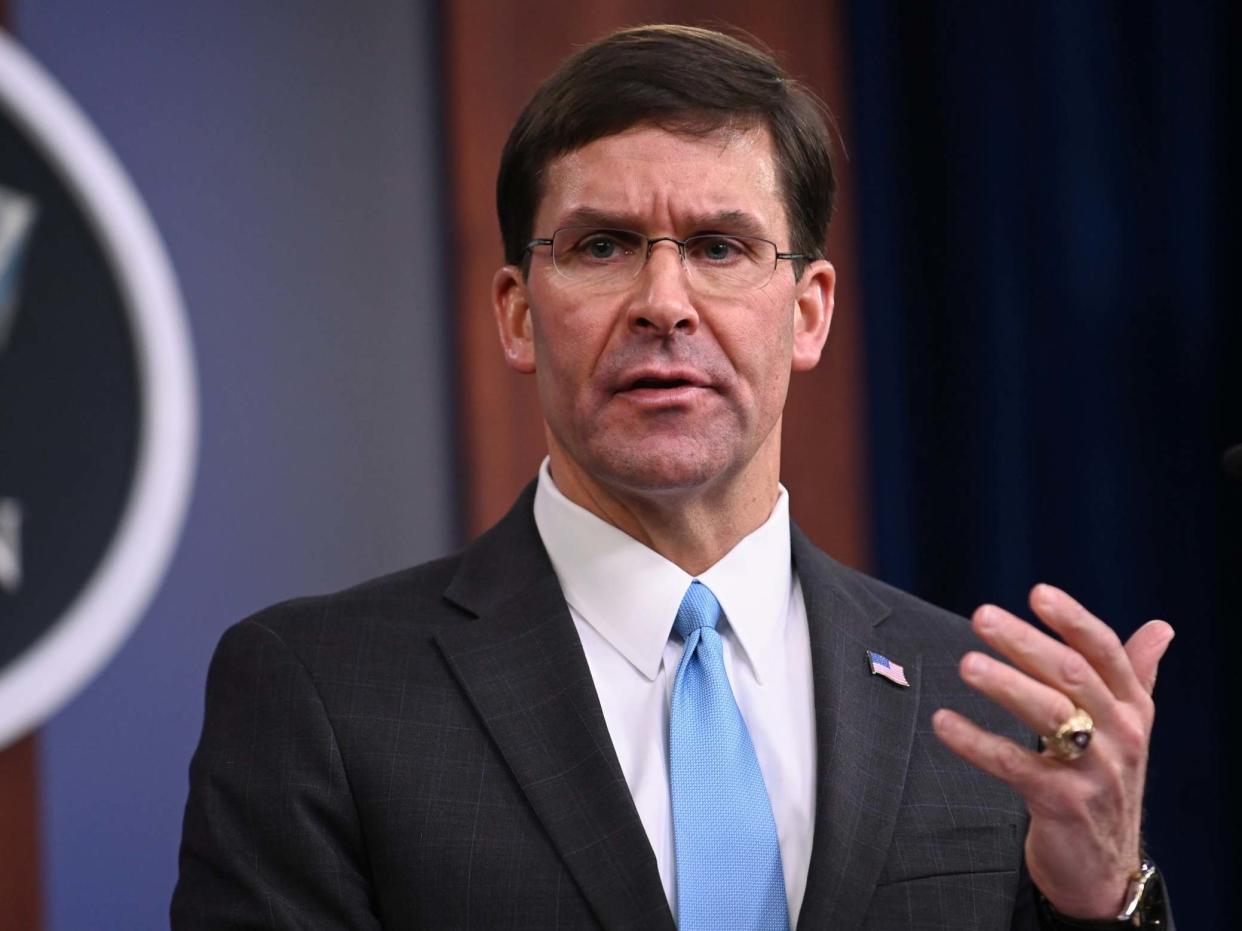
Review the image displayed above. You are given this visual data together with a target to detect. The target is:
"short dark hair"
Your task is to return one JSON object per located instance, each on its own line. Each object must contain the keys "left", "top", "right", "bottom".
{"left": 496, "top": 24, "right": 837, "bottom": 273}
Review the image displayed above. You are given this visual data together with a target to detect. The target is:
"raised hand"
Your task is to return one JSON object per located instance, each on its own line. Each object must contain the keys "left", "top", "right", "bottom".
{"left": 932, "top": 583, "right": 1174, "bottom": 919}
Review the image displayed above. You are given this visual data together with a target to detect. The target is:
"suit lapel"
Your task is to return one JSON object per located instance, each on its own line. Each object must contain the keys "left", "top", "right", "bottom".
{"left": 792, "top": 527, "right": 921, "bottom": 931}
{"left": 435, "top": 487, "right": 674, "bottom": 931}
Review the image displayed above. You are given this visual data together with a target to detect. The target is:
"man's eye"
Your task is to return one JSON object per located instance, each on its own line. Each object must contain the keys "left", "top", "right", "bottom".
{"left": 584, "top": 238, "right": 619, "bottom": 258}
{"left": 692, "top": 237, "right": 743, "bottom": 262}
{"left": 565, "top": 232, "right": 637, "bottom": 262}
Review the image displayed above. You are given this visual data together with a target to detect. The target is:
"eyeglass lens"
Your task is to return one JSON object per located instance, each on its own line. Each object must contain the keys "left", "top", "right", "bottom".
{"left": 550, "top": 228, "right": 778, "bottom": 293}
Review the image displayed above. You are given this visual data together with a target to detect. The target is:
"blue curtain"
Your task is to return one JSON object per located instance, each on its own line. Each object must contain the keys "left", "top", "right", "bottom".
{"left": 847, "top": 3, "right": 1237, "bottom": 926}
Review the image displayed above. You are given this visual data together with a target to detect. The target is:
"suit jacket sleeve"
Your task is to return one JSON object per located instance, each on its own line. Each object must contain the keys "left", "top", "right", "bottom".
{"left": 171, "top": 619, "right": 382, "bottom": 930}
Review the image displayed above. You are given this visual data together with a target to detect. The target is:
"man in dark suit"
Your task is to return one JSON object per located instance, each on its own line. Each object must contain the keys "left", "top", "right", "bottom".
{"left": 174, "top": 25, "right": 1172, "bottom": 929}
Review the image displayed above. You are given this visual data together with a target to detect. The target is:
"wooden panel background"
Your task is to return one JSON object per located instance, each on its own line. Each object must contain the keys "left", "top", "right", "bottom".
{"left": 0, "top": 735, "right": 41, "bottom": 928}
{"left": 444, "top": 1, "right": 871, "bottom": 571}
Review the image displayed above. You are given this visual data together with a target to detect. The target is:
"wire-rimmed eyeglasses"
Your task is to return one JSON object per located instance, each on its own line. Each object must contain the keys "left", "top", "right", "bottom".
{"left": 524, "top": 227, "right": 810, "bottom": 295}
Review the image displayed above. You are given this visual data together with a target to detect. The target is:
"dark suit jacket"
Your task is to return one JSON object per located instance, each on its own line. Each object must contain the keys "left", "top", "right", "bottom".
{"left": 173, "top": 486, "right": 1085, "bottom": 929}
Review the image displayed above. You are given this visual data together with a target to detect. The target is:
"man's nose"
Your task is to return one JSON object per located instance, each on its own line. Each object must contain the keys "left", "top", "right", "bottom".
{"left": 626, "top": 240, "right": 699, "bottom": 336}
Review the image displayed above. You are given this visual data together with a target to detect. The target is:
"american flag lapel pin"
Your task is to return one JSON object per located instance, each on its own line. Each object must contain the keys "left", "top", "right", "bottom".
{"left": 866, "top": 650, "right": 910, "bottom": 687}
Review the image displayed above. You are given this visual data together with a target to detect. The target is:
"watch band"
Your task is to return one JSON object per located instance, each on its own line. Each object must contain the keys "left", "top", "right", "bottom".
{"left": 1037, "top": 860, "right": 1166, "bottom": 929}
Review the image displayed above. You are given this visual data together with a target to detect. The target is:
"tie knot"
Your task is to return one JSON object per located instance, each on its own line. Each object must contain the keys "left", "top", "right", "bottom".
{"left": 674, "top": 581, "right": 722, "bottom": 639}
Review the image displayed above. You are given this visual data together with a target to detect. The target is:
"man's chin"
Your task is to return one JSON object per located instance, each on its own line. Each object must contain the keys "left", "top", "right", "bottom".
{"left": 582, "top": 443, "right": 737, "bottom": 497}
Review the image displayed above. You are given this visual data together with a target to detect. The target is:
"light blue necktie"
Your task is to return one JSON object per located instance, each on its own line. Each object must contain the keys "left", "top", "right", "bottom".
{"left": 669, "top": 581, "right": 789, "bottom": 931}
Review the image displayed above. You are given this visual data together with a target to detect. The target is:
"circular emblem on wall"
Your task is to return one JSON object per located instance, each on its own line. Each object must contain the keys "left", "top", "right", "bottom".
{"left": 0, "top": 34, "right": 197, "bottom": 749}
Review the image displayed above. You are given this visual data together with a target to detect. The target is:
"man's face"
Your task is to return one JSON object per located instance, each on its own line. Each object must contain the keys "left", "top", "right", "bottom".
{"left": 493, "top": 124, "right": 833, "bottom": 500}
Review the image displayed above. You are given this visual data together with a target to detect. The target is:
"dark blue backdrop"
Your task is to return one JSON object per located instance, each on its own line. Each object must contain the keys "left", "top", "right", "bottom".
{"left": 847, "top": 3, "right": 1237, "bottom": 926}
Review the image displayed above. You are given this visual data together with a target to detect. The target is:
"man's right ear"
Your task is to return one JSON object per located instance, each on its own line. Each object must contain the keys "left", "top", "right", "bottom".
{"left": 491, "top": 265, "right": 536, "bottom": 373}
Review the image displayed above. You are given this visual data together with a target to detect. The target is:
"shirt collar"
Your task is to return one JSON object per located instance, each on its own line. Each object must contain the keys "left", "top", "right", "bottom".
{"left": 533, "top": 458, "right": 793, "bottom": 684}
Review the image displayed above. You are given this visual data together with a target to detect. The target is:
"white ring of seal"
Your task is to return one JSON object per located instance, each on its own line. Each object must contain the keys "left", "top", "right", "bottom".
{"left": 0, "top": 34, "right": 198, "bottom": 750}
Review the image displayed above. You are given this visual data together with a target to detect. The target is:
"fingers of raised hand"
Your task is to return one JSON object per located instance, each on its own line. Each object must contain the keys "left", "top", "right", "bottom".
{"left": 932, "top": 709, "right": 1063, "bottom": 801}
{"left": 959, "top": 651, "right": 1079, "bottom": 737}
{"left": 1124, "top": 619, "right": 1176, "bottom": 696}
{"left": 967, "top": 592, "right": 1165, "bottom": 772}
{"left": 971, "top": 602, "right": 1118, "bottom": 723}
{"left": 1027, "top": 585, "right": 1147, "bottom": 704}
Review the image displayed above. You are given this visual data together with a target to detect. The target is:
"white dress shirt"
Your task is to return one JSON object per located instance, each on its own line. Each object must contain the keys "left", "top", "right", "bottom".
{"left": 533, "top": 459, "right": 817, "bottom": 926}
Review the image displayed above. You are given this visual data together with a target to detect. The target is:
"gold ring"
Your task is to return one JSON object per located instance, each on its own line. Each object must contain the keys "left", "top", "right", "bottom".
{"left": 1042, "top": 707, "right": 1094, "bottom": 761}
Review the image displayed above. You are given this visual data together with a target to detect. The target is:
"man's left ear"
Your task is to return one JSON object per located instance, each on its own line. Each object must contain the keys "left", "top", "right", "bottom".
{"left": 791, "top": 259, "right": 835, "bottom": 372}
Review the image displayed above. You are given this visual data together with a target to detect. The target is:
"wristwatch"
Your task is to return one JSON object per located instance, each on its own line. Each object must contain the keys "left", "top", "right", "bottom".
{"left": 1037, "top": 860, "right": 1167, "bottom": 928}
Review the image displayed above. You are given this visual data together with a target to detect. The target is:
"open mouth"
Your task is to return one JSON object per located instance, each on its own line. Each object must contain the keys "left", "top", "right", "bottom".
{"left": 629, "top": 376, "right": 695, "bottom": 390}
{"left": 615, "top": 372, "right": 712, "bottom": 406}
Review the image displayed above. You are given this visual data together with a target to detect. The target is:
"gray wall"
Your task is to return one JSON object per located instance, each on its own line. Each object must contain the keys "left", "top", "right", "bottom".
{"left": 11, "top": 3, "right": 457, "bottom": 927}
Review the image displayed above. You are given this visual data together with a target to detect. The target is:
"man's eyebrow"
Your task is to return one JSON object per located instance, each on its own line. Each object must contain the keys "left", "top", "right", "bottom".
{"left": 552, "top": 207, "right": 770, "bottom": 238}
{"left": 555, "top": 207, "right": 644, "bottom": 230}
{"left": 687, "top": 210, "right": 768, "bottom": 237}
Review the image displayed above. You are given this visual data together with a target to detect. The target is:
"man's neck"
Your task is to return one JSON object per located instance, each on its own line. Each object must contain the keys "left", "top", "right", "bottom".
{"left": 545, "top": 450, "right": 781, "bottom": 576}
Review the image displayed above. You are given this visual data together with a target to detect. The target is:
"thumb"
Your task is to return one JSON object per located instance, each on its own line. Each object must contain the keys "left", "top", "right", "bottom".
{"left": 1124, "top": 620, "right": 1175, "bottom": 694}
